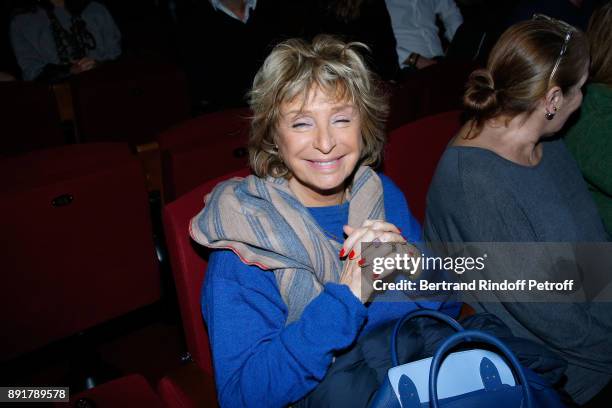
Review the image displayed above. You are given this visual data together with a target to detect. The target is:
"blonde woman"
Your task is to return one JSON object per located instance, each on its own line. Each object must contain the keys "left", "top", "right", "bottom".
{"left": 191, "top": 36, "right": 458, "bottom": 407}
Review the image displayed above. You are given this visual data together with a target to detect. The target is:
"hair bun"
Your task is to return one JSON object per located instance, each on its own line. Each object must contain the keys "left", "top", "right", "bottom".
{"left": 463, "top": 69, "right": 499, "bottom": 117}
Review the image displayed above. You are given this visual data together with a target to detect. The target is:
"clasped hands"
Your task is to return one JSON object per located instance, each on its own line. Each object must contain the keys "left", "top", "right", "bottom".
{"left": 339, "top": 219, "right": 421, "bottom": 303}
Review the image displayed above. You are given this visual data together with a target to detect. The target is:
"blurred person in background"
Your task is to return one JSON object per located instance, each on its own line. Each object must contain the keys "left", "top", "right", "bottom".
{"left": 303, "top": 0, "right": 400, "bottom": 80}
{"left": 9, "top": 0, "right": 121, "bottom": 82}
{"left": 176, "top": 0, "right": 302, "bottom": 111}
{"left": 507, "top": 0, "right": 600, "bottom": 31}
{"left": 384, "top": 0, "right": 463, "bottom": 72}
{"left": 563, "top": 1, "right": 612, "bottom": 237}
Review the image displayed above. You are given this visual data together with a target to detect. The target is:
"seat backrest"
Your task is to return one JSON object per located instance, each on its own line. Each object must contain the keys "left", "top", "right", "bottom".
{"left": 0, "top": 143, "right": 161, "bottom": 361}
{"left": 387, "top": 61, "right": 475, "bottom": 132}
{"left": 163, "top": 168, "right": 250, "bottom": 374}
{"left": 0, "top": 81, "right": 65, "bottom": 156}
{"left": 71, "top": 59, "right": 191, "bottom": 146}
{"left": 56, "top": 374, "right": 165, "bottom": 408}
{"left": 383, "top": 110, "right": 463, "bottom": 223}
{"left": 158, "top": 108, "right": 251, "bottom": 203}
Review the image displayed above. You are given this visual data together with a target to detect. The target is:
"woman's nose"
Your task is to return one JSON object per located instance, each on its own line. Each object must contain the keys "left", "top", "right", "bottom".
{"left": 313, "top": 126, "right": 336, "bottom": 154}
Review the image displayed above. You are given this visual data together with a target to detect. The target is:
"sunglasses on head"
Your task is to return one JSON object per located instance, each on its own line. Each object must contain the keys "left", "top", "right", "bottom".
{"left": 532, "top": 13, "right": 576, "bottom": 85}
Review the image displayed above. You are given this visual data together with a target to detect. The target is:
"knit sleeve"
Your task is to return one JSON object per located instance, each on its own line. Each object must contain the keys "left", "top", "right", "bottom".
{"left": 202, "top": 250, "right": 367, "bottom": 407}
{"left": 424, "top": 151, "right": 539, "bottom": 243}
{"left": 423, "top": 148, "right": 612, "bottom": 379}
{"left": 564, "top": 109, "right": 612, "bottom": 202}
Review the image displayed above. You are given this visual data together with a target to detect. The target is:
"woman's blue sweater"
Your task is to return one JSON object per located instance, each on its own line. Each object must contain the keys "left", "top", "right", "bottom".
{"left": 201, "top": 174, "right": 459, "bottom": 407}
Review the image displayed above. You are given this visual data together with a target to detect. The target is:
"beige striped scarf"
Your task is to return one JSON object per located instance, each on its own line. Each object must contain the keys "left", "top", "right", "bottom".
{"left": 190, "top": 166, "right": 385, "bottom": 323}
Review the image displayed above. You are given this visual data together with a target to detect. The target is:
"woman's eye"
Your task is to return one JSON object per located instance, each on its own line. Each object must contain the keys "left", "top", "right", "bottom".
{"left": 292, "top": 122, "right": 311, "bottom": 129}
{"left": 333, "top": 118, "right": 351, "bottom": 124}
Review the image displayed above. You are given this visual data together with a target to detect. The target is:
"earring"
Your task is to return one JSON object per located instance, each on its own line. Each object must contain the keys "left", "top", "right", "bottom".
{"left": 545, "top": 107, "right": 557, "bottom": 120}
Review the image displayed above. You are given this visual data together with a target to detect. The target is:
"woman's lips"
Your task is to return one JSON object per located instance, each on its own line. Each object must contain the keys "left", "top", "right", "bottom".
{"left": 307, "top": 156, "right": 343, "bottom": 170}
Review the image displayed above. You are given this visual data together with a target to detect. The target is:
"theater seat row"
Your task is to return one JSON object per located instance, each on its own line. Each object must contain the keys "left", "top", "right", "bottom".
{"left": 0, "top": 59, "right": 191, "bottom": 156}
{"left": 1, "top": 59, "right": 471, "bottom": 159}
{"left": 0, "top": 110, "right": 462, "bottom": 406}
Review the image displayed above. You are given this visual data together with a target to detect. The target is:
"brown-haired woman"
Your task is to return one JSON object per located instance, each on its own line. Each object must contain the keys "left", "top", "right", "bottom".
{"left": 564, "top": 1, "right": 612, "bottom": 237}
{"left": 425, "top": 18, "right": 611, "bottom": 405}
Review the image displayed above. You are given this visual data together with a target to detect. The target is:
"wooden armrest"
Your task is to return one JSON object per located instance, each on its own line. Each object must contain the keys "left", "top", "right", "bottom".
{"left": 135, "top": 141, "right": 162, "bottom": 193}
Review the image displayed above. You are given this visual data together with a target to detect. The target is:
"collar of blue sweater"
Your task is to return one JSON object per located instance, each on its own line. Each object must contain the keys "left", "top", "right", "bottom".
{"left": 308, "top": 202, "right": 350, "bottom": 244}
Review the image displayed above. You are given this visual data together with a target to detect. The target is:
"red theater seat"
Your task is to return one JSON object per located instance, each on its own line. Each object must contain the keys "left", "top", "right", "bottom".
{"left": 157, "top": 108, "right": 251, "bottom": 202}
{"left": 0, "top": 143, "right": 161, "bottom": 361}
{"left": 383, "top": 110, "right": 463, "bottom": 223}
{"left": 71, "top": 59, "right": 191, "bottom": 146}
{"left": 158, "top": 362, "right": 218, "bottom": 408}
{"left": 387, "top": 61, "right": 475, "bottom": 131}
{"left": 0, "top": 81, "right": 65, "bottom": 155}
{"left": 56, "top": 374, "right": 165, "bottom": 408}
{"left": 163, "top": 168, "right": 249, "bottom": 378}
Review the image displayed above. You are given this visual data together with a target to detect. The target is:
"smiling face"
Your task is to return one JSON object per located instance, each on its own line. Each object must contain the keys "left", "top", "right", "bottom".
{"left": 276, "top": 86, "right": 362, "bottom": 207}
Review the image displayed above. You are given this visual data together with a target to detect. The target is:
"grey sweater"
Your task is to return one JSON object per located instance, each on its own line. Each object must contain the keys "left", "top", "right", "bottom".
{"left": 424, "top": 138, "right": 612, "bottom": 404}
{"left": 10, "top": 2, "right": 121, "bottom": 80}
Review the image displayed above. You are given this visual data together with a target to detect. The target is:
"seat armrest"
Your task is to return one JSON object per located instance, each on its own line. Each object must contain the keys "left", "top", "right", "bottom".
{"left": 158, "top": 362, "right": 218, "bottom": 408}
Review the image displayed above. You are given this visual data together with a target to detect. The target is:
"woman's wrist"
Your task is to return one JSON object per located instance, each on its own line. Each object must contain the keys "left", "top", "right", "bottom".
{"left": 406, "top": 52, "right": 421, "bottom": 68}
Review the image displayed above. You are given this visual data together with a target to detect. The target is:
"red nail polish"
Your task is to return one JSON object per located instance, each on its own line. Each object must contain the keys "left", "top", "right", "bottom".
{"left": 358, "top": 258, "right": 365, "bottom": 267}
{"left": 348, "top": 250, "right": 356, "bottom": 260}
{"left": 372, "top": 273, "right": 379, "bottom": 280}
{"left": 339, "top": 248, "right": 345, "bottom": 258}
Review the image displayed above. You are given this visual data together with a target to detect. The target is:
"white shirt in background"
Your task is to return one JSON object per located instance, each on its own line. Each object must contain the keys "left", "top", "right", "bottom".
{"left": 385, "top": 0, "right": 463, "bottom": 66}
{"left": 209, "top": 0, "right": 257, "bottom": 23}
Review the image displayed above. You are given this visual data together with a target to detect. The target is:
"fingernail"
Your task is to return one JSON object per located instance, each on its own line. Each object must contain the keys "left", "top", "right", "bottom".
{"left": 348, "top": 250, "right": 356, "bottom": 260}
{"left": 339, "top": 248, "right": 345, "bottom": 258}
{"left": 398, "top": 227, "right": 402, "bottom": 233}
{"left": 372, "top": 273, "right": 380, "bottom": 280}
{"left": 358, "top": 258, "right": 365, "bottom": 267}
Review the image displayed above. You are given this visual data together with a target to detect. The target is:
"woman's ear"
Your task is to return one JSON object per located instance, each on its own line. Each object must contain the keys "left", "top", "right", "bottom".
{"left": 544, "top": 86, "right": 563, "bottom": 115}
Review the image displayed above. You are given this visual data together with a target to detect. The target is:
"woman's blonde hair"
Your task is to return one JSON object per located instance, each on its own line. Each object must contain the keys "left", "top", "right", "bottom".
{"left": 463, "top": 18, "right": 589, "bottom": 137}
{"left": 588, "top": 1, "right": 612, "bottom": 85}
{"left": 248, "top": 35, "right": 388, "bottom": 178}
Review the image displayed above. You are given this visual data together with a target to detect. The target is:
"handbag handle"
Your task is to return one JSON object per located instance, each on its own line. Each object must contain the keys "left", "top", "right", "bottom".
{"left": 429, "top": 330, "right": 534, "bottom": 408}
{"left": 391, "top": 309, "right": 464, "bottom": 366}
